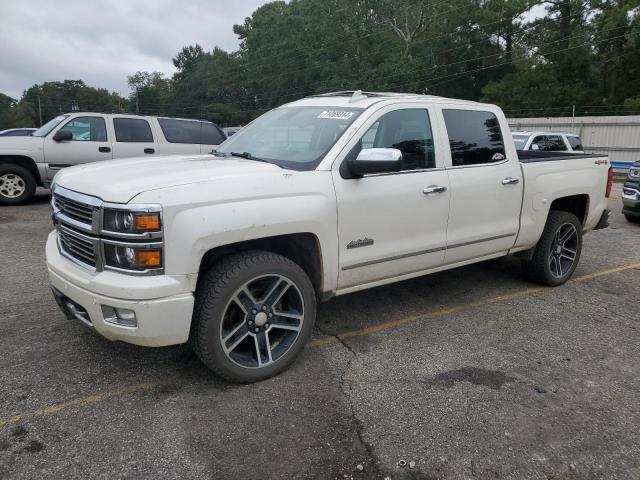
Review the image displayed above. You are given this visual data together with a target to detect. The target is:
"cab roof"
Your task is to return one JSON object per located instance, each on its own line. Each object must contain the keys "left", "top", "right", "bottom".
{"left": 284, "top": 90, "right": 493, "bottom": 109}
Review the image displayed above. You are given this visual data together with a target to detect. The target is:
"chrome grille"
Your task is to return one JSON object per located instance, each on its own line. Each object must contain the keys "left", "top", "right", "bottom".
{"left": 54, "top": 194, "right": 94, "bottom": 225}
{"left": 57, "top": 227, "right": 97, "bottom": 268}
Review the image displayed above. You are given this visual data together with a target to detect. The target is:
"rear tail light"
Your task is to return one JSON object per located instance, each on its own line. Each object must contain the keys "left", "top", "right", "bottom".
{"left": 606, "top": 167, "right": 613, "bottom": 198}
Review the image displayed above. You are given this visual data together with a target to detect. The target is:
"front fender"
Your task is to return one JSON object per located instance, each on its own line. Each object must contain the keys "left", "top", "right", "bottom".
{"left": 133, "top": 171, "right": 339, "bottom": 293}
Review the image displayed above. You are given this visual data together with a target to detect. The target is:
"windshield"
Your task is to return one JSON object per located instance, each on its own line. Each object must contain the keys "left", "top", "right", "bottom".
{"left": 32, "top": 115, "right": 69, "bottom": 137}
{"left": 512, "top": 134, "right": 530, "bottom": 150}
{"left": 216, "top": 106, "right": 364, "bottom": 170}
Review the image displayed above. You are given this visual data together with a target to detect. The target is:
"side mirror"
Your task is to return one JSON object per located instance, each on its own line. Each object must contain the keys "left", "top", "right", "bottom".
{"left": 348, "top": 148, "right": 402, "bottom": 177}
{"left": 53, "top": 130, "right": 73, "bottom": 142}
{"left": 531, "top": 144, "right": 540, "bottom": 151}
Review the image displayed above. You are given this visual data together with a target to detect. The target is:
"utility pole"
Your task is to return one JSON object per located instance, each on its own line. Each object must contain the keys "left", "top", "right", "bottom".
{"left": 37, "top": 95, "right": 42, "bottom": 126}
{"left": 571, "top": 105, "right": 575, "bottom": 128}
{"left": 135, "top": 87, "right": 139, "bottom": 114}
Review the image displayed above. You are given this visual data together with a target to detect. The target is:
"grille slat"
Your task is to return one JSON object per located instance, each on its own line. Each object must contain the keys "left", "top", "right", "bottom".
{"left": 58, "top": 227, "right": 97, "bottom": 268}
{"left": 54, "top": 194, "right": 94, "bottom": 225}
{"left": 59, "top": 204, "right": 92, "bottom": 221}
{"left": 62, "top": 235, "right": 95, "bottom": 257}
{"left": 62, "top": 243, "right": 95, "bottom": 264}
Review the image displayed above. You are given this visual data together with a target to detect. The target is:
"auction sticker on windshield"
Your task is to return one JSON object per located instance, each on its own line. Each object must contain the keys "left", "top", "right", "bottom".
{"left": 318, "top": 111, "right": 355, "bottom": 120}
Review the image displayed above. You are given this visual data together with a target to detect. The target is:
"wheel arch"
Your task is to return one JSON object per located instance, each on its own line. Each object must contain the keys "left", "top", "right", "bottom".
{"left": 549, "top": 194, "right": 589, "bottom": 226}
{"left": 197, "top": 233, "right": 325, "bottom": 301}
{"left": 0, "top": 155, "right": 42, "bottom": 185}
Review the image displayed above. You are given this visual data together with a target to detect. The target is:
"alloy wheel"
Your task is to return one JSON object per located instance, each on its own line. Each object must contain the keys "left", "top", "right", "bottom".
{"left": 219, "top": 274, "right": 305, "bottom": 369}
{"left": 548, "top": 223, "right": 578, "bottom": 279}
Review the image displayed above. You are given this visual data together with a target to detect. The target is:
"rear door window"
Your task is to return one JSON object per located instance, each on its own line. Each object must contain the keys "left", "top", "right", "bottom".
{"left": 113, "top": 118, "right": 154, "bottom": 143}
{"left": 443, "top": 110, "right": 505, "bottom": 166}
{"left": 158, "top": 118, "right": 225, "bottom": 145}
{"left": 58, "top": 116, "right": 107, "bottom": 141}
{"left": 547, "top": 135, "right": 567, "bottom": 151}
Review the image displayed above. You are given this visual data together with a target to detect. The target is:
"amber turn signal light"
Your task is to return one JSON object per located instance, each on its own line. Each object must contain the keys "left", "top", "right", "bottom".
{"left": 133, "top": 213, "right": 161, "bottom": 231}
{"left": 135, "top": 249, "right": 162, "bottom": 267}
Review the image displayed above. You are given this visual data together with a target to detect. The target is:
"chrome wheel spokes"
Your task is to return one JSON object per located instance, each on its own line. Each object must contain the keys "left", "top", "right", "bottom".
{"left": 549, "top": 223, "right": 578, "bottom": 278}
{"left": 220, "top": 274, "right": 304, "bottom": 368}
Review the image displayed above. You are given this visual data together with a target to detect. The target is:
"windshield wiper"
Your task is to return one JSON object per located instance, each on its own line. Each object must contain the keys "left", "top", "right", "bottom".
{"left": 229, "top": 151, "right": 271, "bottom": 164}
{"left": 209, "top": 149, "right": 229, "bottom": 157}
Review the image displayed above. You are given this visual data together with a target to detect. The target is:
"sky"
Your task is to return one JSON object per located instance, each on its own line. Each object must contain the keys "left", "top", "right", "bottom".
{"left": 0, "top": 0, "right": 270, "bottom": 99}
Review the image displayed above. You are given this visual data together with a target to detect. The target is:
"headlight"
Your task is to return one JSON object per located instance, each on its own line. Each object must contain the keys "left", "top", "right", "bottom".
{"left": 103, "top": 209, "right": 161, "bottom": 233}
{"left": 629, "top": 167, "right": 640, "bottom": 179}
{"left": 104, "top": 244, "right": 162, "bottom": 271}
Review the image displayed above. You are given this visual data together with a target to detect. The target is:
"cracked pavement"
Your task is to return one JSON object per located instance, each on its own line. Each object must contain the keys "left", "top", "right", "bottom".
{"left": 1, "top": 185, "right": 639, "bottom": 480}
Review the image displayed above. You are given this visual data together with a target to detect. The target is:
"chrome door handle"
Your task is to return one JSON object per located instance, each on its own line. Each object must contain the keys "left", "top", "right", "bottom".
{"left": 423, "top": 185, "right": 447, "bottom": 194}
{"left": 502, "top": 177, "right": 520, "bottom": 185}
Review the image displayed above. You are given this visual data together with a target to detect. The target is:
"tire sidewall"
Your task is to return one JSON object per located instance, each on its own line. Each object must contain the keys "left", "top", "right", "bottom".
{"left": 196, "top": 253, "right": 317, "bottom": 382}
{"left": 0, "top": 165, "right": 36, "bottom": 205}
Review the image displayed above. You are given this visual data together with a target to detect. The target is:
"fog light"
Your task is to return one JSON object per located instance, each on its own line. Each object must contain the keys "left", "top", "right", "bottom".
{"left": 101, "top": 305, "right": 137, "bottom": 327}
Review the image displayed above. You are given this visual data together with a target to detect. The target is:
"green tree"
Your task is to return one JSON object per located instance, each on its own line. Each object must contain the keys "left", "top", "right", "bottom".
{"left": 0, "top": 93, "right": 15, "bottom": 129}
{"left": 127, "top": 71, "right": 170, "bottom": 114}
{"left": 20, "top": 80, "right": 124, "bottom": 125}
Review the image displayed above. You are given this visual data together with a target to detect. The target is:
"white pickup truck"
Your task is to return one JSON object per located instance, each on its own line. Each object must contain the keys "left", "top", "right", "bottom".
{"left": 0, "top": 113, "right": 226, "bottom": 205}
{"left": 46, "top": 91, "right": 612, "bottom": 382}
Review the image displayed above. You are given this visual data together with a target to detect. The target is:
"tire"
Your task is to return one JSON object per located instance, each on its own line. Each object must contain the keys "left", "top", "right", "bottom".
{"left": 0, "top": 164, "right": 36, "bottom": 205}
{"left": 192, "top": 250, "right": 317, "bottom": 383}
{"left": 522, "top": 210, "right": 583, "bottom": 286}
{"left": 624, "top": 214, "right": 640, "bottom": 224}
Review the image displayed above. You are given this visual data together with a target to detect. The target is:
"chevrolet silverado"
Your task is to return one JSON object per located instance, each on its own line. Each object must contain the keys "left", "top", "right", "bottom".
{"left": 46, "top": 91, "right": 612, "bottom": 382}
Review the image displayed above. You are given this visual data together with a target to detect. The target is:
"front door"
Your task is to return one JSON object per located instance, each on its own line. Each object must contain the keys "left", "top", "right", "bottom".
{"left": 333, "top": 106, "right": 451, "bottom": 290}
{"left": 44, "top": 115, "right": 112, "bottom": 179}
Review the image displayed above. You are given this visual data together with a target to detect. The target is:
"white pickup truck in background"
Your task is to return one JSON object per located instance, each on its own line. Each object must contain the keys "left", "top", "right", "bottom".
{"left": 512, "top": 131, "right": 584, "bottom": 153}
{"left": 0, "top": 113, "right": 226, "bottom": 205}
{"left": 46, "top": 91, "right": 612, "bottom": 382}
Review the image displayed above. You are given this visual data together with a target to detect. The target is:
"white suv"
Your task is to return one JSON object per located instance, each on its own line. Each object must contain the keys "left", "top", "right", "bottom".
{"left": 0, "top": 113, "right": 226, "bottom": 205}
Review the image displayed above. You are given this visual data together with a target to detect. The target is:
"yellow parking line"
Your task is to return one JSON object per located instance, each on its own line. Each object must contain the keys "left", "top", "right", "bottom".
{"left": 308, "top": 261, "right": 640, "bottom": 347}
{"left": 1, "top": 261, "right": 638, "bottom": 428}
{"left": 0, "top": 381, "right": 161, "bottom": 429}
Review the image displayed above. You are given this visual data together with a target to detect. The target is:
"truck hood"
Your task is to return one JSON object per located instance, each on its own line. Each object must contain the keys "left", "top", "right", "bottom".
{"left": 54, "top": 154, "right": 283, "bottom": 203}
{"left": 0, "top": 135, "right": 44, "bottom": 152}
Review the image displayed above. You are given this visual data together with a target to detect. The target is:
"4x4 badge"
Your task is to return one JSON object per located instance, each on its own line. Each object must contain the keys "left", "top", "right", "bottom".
{"left": 347, "top": 238, "right": 374, "bottom": 249}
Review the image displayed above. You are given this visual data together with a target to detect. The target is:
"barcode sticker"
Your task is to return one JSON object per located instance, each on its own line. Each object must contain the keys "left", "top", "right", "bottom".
{"left": 317, "top": 111, "right": 355, "bottom": 120}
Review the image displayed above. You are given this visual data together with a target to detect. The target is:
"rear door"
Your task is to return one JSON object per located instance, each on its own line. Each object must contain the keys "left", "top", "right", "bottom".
{"left": 441, "top": 108, "right": 523, "bottom": 264}
{"left": 43, "top": 115, "right": 112, "bottom": 179}
{"left": 333, "top": 105, "right": 451, "bottom": 290}
{"left": 111, "top": 117, "right": 158, "bottom": 159}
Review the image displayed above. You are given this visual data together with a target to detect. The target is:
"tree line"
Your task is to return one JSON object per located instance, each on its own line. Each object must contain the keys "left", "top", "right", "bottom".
{"left": 1, "top": 0, "right": 639, "bottom": 130}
